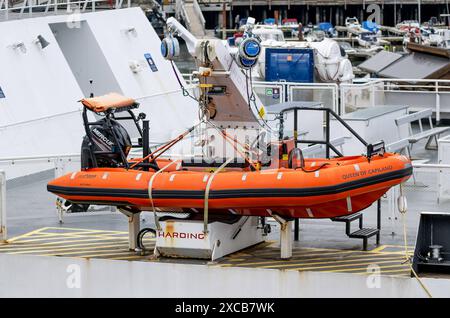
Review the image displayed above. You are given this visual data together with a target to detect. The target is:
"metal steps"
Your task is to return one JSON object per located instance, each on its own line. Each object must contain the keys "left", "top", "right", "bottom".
{"left": 332, "top": 200, "right": 381, "bottom": 251}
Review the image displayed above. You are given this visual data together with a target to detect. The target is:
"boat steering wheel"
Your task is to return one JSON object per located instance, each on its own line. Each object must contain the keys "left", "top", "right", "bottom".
{"left": 288, "top": 148, "right": 305, "bottom": 170}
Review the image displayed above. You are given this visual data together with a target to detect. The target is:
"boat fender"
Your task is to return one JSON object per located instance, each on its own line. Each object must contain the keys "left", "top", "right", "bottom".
{"left": 398, "top": 193, "right": 408, "bottom": 214}
{"left": 398, "top": 183, "right": 408, "bottom": 214}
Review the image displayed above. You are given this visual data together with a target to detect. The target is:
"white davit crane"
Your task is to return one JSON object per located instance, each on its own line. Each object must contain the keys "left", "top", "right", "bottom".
{"left": 163, "top": 17, "right": 268, "bottom": 127}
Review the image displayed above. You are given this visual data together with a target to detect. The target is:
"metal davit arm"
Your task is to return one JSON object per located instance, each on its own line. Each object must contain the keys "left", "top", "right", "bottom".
{"left": 166, "top": 17, "right": 198, "bottom": 56}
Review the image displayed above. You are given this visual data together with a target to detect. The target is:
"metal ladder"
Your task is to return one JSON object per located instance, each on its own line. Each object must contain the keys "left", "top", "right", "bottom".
{"left": 331, "top": 200, "right": 381, "bottom": 251}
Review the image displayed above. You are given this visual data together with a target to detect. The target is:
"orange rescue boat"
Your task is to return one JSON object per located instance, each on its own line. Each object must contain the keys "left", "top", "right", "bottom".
{"left": 47, "top": 93, "right": 413, "bottom": 219}
{"left": 48, "top": 154, "right": 412, "bottom": 219}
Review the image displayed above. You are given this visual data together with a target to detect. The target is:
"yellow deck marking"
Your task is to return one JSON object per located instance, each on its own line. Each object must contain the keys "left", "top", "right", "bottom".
{"left": 318, "top": 263, "right": 409, "bottom": 274}
{"left": 11, "top": 231, "right": 131, "bottom": 243}
{"left": 354, "top": 268, "right": 411, "bottom": 276}
{"left": 369, "top": 245, "right": 388, "bottom": 253}
{"left": 377, "top": 269, "right": 411, "bottom": 275}
{"left": 257, "top": 255, "right": 403, "bottom": 269}
{"left": 7, "top": 227, "right": 50, "bottom": 242}
{"left": 287, "top": 259, "right": 406, "bottom": 272}
{"left": 7, "top": 236, "right": 133, "bottom": 245}
{"left": 109, "top": 255, "right": 152, "bottom": 261}
{"left": 228, "top": 251, "right": 402, "bottom": 267}
{"left": 67, "top": 251, "right": 139, "bottom": 258}
{"left": 222, "top": 250, "right": 365, "bottom": 267}
{"left": 35, "top": 231, "right": 128, "bottom": 237}
{"left": 0, "top": 241, "right": 129, "bottom": 252}
{"left": 7, "top": 243, "right": 138, "bottom": 255}
{"left": 0, "top": 238, "right": 155, "bottom": 252}
{"left": 0, "top": 228, "right": 415, "bottom": 277}
{"left": 38, "top": 249, "right": 139, "bottom": 257}
{"left": 42, "top": 226, "right": 128, "bottom": 234}
{"left": 246, "top": 245, "right": 404, "bottom": 259}
{"left": 246, "top": 247, "right": 361, "bottom": 257}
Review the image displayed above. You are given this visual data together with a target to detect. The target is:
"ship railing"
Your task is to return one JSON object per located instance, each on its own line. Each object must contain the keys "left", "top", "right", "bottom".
{"left": 181, "top": 75, "right": 341, "bottom": 114}
{"left": 0, "top": 154, "right": 80, "bottom": 181}
{"left": 252, "top": 81, "right": 340, "bottom": 114}
{"left": 182, "top": 74, "right": 450, "bottom": 120}
{"left": 0, "top": 0, "right": 131, "bottom": 20}
{"left": 340, "top": 78, "right": 450, "bottom": 123}
{"left": 0, "top": 170, "right": 5, "bottom": 242}
{"left": 386, "top": 162, "right": 450, "bottom": 236}
{"left": 385, "top": 134, "right": 450, "bottom": 235}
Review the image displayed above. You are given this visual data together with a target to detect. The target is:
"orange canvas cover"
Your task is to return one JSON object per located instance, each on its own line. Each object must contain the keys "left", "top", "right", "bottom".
{"left": 81, "top": 93, "right": 135, "bottom": 112}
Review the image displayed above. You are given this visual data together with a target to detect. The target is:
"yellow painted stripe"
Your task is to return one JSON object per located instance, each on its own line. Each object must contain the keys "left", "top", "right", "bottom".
{"left": 257, "top": 256, "right": 404, "bottom": 269}
{"left": 33, "top": 231, "right": 129, "bottom": 238}
{"left": 0, "top": 238, "right": 155, "bottom": 252}
{"left": 369, "top": 245, "right": 388, "bottom": 253}
{"left": 0, "top": 242, "right": 129, "bottom": 252}
{"left": 381, "top": 244, "right": 415, "bottom": 249}
{"left": 12, "top": 232, "right": 132, "bottom": 243}
{"left": 220, "top": 253, "right": 403, "bottom": 268}
{"left": 353, "top": 268, "right": 411, "bottom": 276}
{"left": 63, "top": 251, "right": 139, "bottom": 258}
{"left": 250, "top": 246, "right": 343, "bottom": 256}
{"left": 109, "top": 255, "right": 152, "bottom": 261}
{"left": 7, "top": 227, "right": 50, "bottom": 242}
{"left": 7, "top": 243, "right": 149, "bottom": 255}
{"left": 319, "top": 263, "right": 409, "bottom": 274}
{"left": 303, "top": 260, "right": 407, "bottom": 272}
{"left": 7, "top": 236, "right": 135, "bottom": 245}
{"left": 224, "top": 250, "right": 371, "bottom": 267}
{"left": 42, "top": 226, "right": 128, "bottom": 234}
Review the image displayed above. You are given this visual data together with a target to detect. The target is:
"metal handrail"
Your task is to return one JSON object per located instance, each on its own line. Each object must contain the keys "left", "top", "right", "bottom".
{"left": 0, "top": 170, "right": 6, "bottom": 243}
{"left": 0, "top": 0, "right": 130, "bottom": 19}
{"left": 278, "top": 106, "right": 369, "bottom": 159}
{"left": 0, "top": 153, "right": 79, "bottom": 162}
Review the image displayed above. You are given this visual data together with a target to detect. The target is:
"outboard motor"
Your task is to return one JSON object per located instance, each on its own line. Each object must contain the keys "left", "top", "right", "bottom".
{"left": 81, "top": 118, "right": 132, "bottom": 169}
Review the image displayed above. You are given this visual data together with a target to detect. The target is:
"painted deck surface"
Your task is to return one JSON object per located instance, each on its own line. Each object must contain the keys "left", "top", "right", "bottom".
{"left": 0, "top": 226, "right": 413, "bottom": 277}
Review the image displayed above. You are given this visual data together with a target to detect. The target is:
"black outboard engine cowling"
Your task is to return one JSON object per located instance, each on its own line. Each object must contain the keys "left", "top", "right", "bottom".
{"left": 81, "top": 118, "right": 132, "bottom": 169}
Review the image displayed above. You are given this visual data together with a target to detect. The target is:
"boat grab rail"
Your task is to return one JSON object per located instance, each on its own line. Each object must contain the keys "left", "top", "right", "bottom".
{"left": 278, "top": 106, "right": 381, "bottom": 159}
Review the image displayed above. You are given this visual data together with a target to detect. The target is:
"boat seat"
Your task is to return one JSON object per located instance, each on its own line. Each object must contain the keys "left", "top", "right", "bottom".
{"left": 395, "top": 108, "right": 450, "bottom": 151}
{"left": 81, "top": 93, "right": 137, "bottom": 113}
{"left": 408, "top": 127, "right": 450, "bottom": 144}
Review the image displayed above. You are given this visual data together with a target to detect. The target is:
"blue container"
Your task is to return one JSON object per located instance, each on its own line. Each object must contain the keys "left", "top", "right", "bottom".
{"left": 265, "top": 48, "right": 315, "bottom": 83}
{"left": 264, "top": 18, "right": 276, "bottom": 25}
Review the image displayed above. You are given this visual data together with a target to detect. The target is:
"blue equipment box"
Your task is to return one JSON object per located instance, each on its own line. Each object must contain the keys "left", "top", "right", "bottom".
{"left": 265, "top": 48, "right": 314, "bottom": 83}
